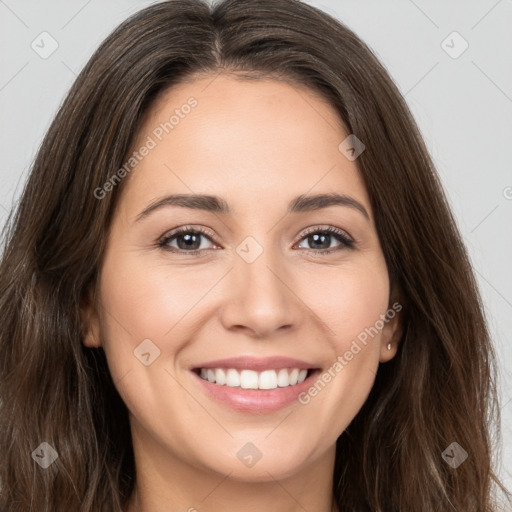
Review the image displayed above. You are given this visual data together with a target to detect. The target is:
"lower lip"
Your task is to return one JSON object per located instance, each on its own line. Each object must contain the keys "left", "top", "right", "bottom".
{"left": 191, "top": 370, "right": 320, "bottom": 413}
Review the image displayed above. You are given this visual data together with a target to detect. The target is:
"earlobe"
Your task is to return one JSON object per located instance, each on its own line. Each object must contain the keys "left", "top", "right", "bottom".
{"left": 80, "top": 285, "right": 102, "bottom": 348}
{"left": 379, "top": 304, "right": 404, "bottom": 363}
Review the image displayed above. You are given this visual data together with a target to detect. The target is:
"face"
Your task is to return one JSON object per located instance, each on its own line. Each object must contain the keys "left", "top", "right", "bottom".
{"left": 82, "top": 73, "right": 401, "bottom": 482}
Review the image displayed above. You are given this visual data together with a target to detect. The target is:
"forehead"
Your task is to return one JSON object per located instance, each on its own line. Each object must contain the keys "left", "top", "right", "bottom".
{"left": 121, "top": 73, "right": 371, "bottom": 219}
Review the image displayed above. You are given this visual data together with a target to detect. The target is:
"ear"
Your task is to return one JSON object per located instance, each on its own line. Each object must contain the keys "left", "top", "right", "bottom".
{"left": 80, "top": 283, "right": 102, "bottom": 348}
{"left": 379, "top": 299, "right": 404, "bottom": 363}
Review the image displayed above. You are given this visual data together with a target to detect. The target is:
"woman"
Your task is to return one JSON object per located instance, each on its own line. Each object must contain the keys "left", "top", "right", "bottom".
{"left": 0, "top": 0, "right": 510, "bottom": 510}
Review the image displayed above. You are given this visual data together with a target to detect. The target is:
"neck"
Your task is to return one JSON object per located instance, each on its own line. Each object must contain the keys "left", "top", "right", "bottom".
{"left": 127, "top": 484, "right": 339, "bottom": 512}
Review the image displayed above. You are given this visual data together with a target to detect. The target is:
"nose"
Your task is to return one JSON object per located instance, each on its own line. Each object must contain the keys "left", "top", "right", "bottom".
{"left": 219, "top": 245, "right": 303, "bottom": 339}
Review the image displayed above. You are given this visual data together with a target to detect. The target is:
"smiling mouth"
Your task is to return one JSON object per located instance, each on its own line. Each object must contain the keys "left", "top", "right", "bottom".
{"left": 193, "top": 367, "right": 317, "bottom": 390}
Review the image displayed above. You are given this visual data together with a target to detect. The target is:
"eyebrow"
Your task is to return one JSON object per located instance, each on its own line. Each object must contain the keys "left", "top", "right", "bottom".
{"left": 135, "top": 192, "right": 370, "bottom": 222}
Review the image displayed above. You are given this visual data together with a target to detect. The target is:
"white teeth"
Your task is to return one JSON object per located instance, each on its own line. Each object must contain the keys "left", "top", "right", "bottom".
{"left": 215, "top": 368, "right": 226, "bottom": 385}
{"left": 226, "top": 369, "right": 240, "bottom": 387}
{"left": 240, "top": 370, "right": 259, "bottom": 389}
{"left": 197, "top": 368, "right": 310, "bottom": 389}
{"left": 259, "top": 369, "right": 278, "bottom": 389}
{"left": 297, "top": 369, "right": 308, "bottom": 383}
{"left": 289, "top": 368, "right": 299, "bottom": 385}
{"left": 277, "top": 368, "right": 289, "bottom": 387}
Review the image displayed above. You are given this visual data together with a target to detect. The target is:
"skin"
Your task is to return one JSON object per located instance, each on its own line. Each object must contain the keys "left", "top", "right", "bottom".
{"left": 81, "top": 73, "right": 402, "bottom": 512}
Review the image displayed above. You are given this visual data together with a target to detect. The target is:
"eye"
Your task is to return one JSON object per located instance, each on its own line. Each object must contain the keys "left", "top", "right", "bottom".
{"left": 295, "top": 226, "right": 354, "bottom": 254}
{"left": 158, "top": 226, "right": 217, "bottom": 253}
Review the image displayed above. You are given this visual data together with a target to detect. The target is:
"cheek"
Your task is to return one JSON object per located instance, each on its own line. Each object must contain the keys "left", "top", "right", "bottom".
{"left": 293, "top": 257, "right": 390, "bottom": 428}
{"left": 96, "top": 251, "right": 227, "bottom": 383}
{"left": 303, "top": 257, "right": 390, "bottom": 350}
{"left": 95, "top": 254, "right": 206, "bottom": 433}
{"left": 99, "top": 253, "right": 211, "bottom": 338}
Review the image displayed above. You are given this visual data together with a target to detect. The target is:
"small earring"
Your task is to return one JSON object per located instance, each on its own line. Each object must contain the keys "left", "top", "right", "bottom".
{"left": 387, "top": 343, "right": 392, "bottom": 351}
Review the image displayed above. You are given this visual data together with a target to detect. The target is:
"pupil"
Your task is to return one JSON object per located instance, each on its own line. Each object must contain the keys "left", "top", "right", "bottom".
{"left": 178, "top": 233, "right": 200, "bottom": 250}
{"left": 310, "top": 233, "right": 330, "bottom": 249}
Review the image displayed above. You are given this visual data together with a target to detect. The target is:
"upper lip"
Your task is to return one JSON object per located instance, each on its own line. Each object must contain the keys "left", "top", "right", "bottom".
{"left": 192, "top": 356, "right": 317, "bottom": 372}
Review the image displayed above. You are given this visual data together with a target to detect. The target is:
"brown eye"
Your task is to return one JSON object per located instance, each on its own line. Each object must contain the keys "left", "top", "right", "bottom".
{"left": 158, "top": 227, "right": 216, "bottom": 253}
{"left": 296, "top": 226, "right": 354, "bottom": 254}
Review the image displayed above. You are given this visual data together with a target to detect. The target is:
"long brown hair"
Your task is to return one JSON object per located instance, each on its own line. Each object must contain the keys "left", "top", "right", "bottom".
{"left": 1, "top": 0, "right": 510, "bottom": 510}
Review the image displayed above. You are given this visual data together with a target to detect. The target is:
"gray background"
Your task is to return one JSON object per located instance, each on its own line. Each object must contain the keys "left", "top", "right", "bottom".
{"left": 1, "top": 0, "right": 511, "bottom": 493}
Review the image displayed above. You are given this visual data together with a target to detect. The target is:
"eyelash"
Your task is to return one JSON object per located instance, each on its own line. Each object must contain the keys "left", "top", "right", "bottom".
{"left": 157, "top": 225, "right": 355, "bottom": 256}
